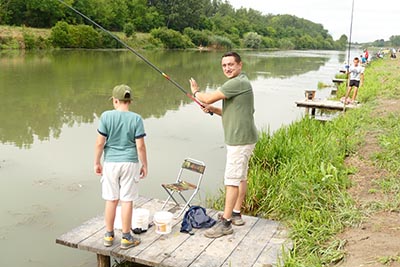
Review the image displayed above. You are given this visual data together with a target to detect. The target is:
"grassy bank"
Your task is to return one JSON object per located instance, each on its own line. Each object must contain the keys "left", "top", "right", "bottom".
{"left": 0, "top": 25, "right": 51, "bottom": 49}
{"left": 212, "top": 57, "right": 400, "bottom": 266}
{"left": 0, "top": 25, "right": 158, "bottom": 50}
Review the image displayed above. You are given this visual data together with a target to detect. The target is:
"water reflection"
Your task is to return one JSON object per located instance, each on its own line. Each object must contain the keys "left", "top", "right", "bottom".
{"left": 0, "top": 50, "right": 329, "bottom": 148}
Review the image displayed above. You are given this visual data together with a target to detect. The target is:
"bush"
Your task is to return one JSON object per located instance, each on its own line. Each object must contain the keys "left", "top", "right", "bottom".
{"left": 69, "top": 25, "right": 100, "bottom": 49}
{"left": 210, "top": 35, "right": 233, "bottom": 50}
{"left": 50, "top": 21, "right": 72, "bottom": 48}
{"left": 0, "top": 36, "right": 20, "bottom": 49}
{"left": 261, "top": 36, "right": 277, "bottom": 48}
{"left": 243, "top": 32, "right": 262, "bottom": 49}
{"left": 123, "top": 22, "right": 135, "bottom": 38}
{"left": 36, "top": 36, "right": 50, "bottom": 49}
{"left": 150, "top": 27, "right": 193, "bottom": 49}
{"left": 98, "top": 31, "right": 120, "bottom": 49}
{"left": 22, "top": 31, "right": 36, "bottom": 49}
{"left": 183, "top": 27, "right": 211, "bottom": 47}
{"left": 51, "top": 21, "right": 101, "bottom": 48}
{"left": 279, "top": 38, "right": 295, "bottom": 50}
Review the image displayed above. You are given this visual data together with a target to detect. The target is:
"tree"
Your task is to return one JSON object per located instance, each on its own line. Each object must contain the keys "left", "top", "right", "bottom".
{"left": 149, "top": 0, "right": 210, "bottom": 32}
{"left": 127, "top": 0, "right": 164, "bottom": 32}
{"left": 389, "top": 35, "right": 400, "bottom": 46}
{"left": 0, "top": 0, "right": 66, "bottom": 27}
{"left": 24, "top": 0, "right": 65, "bottom": 27}
{"left": 372, "top": 39, "right": 385, "bottom": 47}
{"left": 335, "top": 34, "right": 348, "bottom": 50}
{"left": 296, "top": 34, "right": 317, "bottom": 49}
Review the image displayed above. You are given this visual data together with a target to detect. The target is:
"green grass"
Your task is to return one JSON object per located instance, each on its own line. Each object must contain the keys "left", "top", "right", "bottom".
{"left": 0, "top": 25, "right": 158, "bottom": 50}
{"left": 317, "top": 81, "right": 330, "bottom": 89}
{"left": 210, "top": 58, "right": 400, "bottom": 266}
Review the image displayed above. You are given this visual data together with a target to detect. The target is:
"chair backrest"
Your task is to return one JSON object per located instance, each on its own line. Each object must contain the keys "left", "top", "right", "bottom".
{"left": 181, "top": 158, "right": 206, "bottom": 174}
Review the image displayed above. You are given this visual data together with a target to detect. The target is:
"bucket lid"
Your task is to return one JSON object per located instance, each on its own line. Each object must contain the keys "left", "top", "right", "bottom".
{"left": 133, "top": 208, "right": 149, "bottom": 215}
{"left": 154, "top": 211, "right": 173, "bottom": 221}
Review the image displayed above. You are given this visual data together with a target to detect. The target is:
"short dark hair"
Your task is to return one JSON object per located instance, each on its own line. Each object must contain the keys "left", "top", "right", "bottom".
{"left": 222, "top": 51, "right": 241, "bottom": 63}
{"left": 353, "top": 57, "right": 360, "bottom": 61}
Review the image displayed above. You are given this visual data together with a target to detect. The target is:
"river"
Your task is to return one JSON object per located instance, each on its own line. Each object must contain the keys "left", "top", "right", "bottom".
{"left": 0, "top": 49, "right": 352, "bottom": 266}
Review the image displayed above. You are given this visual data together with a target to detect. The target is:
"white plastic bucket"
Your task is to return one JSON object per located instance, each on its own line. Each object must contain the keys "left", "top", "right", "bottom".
{"left": 114, "top": 206, "right": 149, "bottom": 230}
{"left": 132, "top": 208, "right": 150, "bottom": 230}
{"left": 153, "top": 211, "right": 173, "bottom": 234}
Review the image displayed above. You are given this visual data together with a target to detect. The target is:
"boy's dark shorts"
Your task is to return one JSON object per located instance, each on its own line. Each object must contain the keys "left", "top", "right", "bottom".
{"left": 349, "top": 80, "right": 360, "bottom": 87}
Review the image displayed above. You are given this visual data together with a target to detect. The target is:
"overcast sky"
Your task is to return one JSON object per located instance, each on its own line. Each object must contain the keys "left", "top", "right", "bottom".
{"left": 228, "top": 0, "right": 399, "bottom": 43}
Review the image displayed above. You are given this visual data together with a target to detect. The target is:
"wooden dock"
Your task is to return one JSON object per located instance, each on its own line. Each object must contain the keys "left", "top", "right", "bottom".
{"left": 332, "top": 78, "right": 346, "bottom": 84}
{"left": 56, "top": 196, "right": 292, "bottom": 267}
{"left": 295, "top": 99, "right": 359, "bottom": 117}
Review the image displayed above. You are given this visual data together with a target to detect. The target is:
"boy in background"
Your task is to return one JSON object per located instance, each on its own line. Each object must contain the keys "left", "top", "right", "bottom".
{"left": 343, "top": 57, "right": 364, "bottom": 104}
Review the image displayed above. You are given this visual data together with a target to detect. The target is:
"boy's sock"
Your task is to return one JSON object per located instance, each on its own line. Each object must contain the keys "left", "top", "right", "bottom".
{"left": 105, "top": 230, "right": 114, "bottom": 237}
{"left": 122, "top": 232, "right": 132, "bottom": 240}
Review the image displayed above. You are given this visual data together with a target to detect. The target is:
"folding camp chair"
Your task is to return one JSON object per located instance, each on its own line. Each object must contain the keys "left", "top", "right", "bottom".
{"left": 161, "top": 158, "right": 206, "bottom": 218}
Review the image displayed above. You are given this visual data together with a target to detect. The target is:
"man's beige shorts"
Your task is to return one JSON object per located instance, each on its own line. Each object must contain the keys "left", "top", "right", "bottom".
{"left": 101, "top": 162, "right": 140, "bottom": 201}
{"left": 224, "top": 143, "right": 256, "bottom": 186}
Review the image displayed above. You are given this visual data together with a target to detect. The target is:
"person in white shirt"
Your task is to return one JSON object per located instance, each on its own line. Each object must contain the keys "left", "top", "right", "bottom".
{"left": 343, "top": 57, "right": 364, "bottom": 104}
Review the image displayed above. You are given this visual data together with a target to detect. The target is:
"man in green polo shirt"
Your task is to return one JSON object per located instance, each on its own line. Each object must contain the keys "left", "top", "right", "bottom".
{"left": 190, "top": 51, "right": 258, "bottom": 238}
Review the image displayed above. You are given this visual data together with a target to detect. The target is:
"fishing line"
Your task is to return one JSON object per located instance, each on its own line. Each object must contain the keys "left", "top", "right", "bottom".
{"left": 56, "top": 0, "right": 211, "bottom": 114}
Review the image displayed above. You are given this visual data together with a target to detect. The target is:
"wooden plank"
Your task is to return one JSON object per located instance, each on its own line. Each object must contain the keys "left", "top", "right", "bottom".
{"left": 188, "top": 215, "right": 259, "bottom": 267}
{"left": 295, "top": 100, "right": 358, "bottom": 111}
{"left": 75, "top": 198, "right": 165, "bottom": 258}
{"left": 253, "top": 227, "right": 293, "bottom": 267}
{"left": 56, "top": 215, "right": 105, "bottom": 248}
{"left": 332, "top": 78, "right": 346, "bottom": 83}
{"left": 77, "top": 196, "right": 153, "bottom": 255}
{"left": 77, "top": 219, "right": 113, "bottom": 255}
{"left": 112, "top": 199, "right": 183, "bottom": 265}
{"left": 134, "top": 220, "right": 192, "bottom": 266}
{"left": 154, "top": 210, "right": 218, "bottom": 267}
{"left": 56, "top": 195, "right": 151, "bottom": 248}
{"left": 221, "top": 219, "right": 280, "bottom": 267}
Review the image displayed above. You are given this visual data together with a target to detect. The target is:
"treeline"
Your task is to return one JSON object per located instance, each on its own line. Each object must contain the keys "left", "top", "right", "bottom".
{"left": 369, "top": 35, "right": 400, "bottom": 48}
{"left": 0, "top": 0, "right": 348, "bottom": 50}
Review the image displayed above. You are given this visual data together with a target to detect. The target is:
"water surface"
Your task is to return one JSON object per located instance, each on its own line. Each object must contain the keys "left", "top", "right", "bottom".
{"left": 0, "top": 49, "right": 348, "bottom": 267}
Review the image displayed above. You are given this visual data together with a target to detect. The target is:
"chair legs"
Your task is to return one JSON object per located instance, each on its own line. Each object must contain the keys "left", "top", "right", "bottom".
{"left": 161, "top": 187, "right": 199, "bottom": 218}
{"left": 161, "top": 187, "right": 179, "bottom": 210}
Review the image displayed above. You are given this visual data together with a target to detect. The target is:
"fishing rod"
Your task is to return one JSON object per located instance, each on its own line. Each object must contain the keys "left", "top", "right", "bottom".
{"left": 56, "top": 0, "right": 211, "bottom": 114}
{"left": 347, "top": 0, "right": 355, "bottom": 70}
{"left": 343, "top": 0, "right": 355, "bottom": 111}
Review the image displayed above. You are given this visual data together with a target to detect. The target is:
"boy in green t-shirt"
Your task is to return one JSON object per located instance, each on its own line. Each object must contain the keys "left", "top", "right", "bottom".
{"left": 94, "top": 84, "right": 148, "bottom": 249}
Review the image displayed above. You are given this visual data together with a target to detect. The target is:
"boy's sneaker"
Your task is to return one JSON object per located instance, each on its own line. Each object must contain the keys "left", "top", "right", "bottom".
{"left": 231, "top": 213, "right": 245, "bottom": 226}
{"left": 103, "top": 234, "right": 114, "bottom": 247}
{"left": 120, "top": 236, "right": 140, "bottom": 249}
{"left": 204, "top": 217, "right": 233, "bottom": 238}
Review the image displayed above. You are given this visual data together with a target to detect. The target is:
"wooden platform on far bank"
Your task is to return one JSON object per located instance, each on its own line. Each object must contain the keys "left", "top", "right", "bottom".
{"left": 332, "top": 78, "right": 346, "bottom": 84}
{"left": 56, "top": 196, "right": 292, "bottom": 267}
{"left": 296, "top": 99, "right": 359, "bottom": 112}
